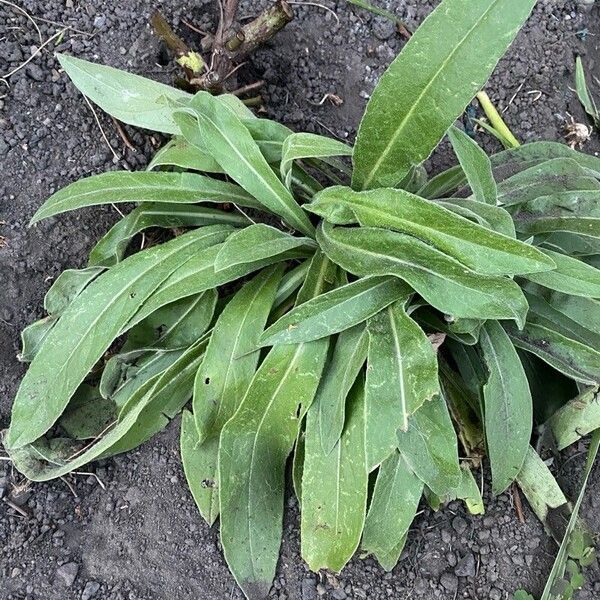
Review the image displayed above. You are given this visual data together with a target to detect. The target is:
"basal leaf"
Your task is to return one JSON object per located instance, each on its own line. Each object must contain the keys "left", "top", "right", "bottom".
{"left": 548, "top": 388, "right": 600, "bottom": 451}
{"left": 189, "top": 266, "right": 284, "bottom": 525}
{"left": 44, "top": 267, "right": 105, "bottom": 314}
{"left": 365, "top": 301, "right": 439, "bottom": 471}
{"left": 575, "top": 56, "right": 599, "bottom": 124}
{"left": 259, "top": 276, "right": 409, "bottom": 346}
{"left": 214, "top": 224, "right": 316, "bottom": 272}
{"left": 437, "top": 198, "right": 516, "bottom": 237}
{"left": 397, "top": 394, "right": 462, "bottom": 497}
{"left": 57, "top": 53, "right": 191, "bottom": 134}
{"left": 31, "top": 171, "right": 260, "bottom": 223}
{"left": 174, "top": 92, "right": 315, "bottom": 237}
{"left": 455, "top": 463, "right": 485, "bottom": 515}
{"left": 447, "top": 126, "right": 497, "bottom": 205}
{"left": 19, "top": 317, "right": 57, "bottom": 363}
{"left": 317, "top": 324, "right": 369, "bottom": 455}
{"left": 307, "top": 186, "right": 554, "bottom": 276}
{"left": 479, "top": 321, "right": 532, "bottom": 495}
{"left": 280, "top": 132, "right": 352, "bottom": 189}
{"left": 6, "top": 227, "right": 226, "bottom": 450}
{"left": 505, "top": 322, "right": 600, "bottom": 385}
{"left": 524, "top": 248, "right": 600, "bottom": 298}
{"left": 301, "top": 380, "right": 368, "bottom": 573}
{"left": 89, "top": 204, "right": 248, "bottom": 268}
{"left": 219, "top": 340, "right": 329, "bottom": 599}
{"left": 317, "top": 222, "right": 529, "bottom": 326}
{"left": 147, "top": 137, "right": 224, "bottom": 173}
{"left": 361, "top": 451, "right": 423, "bottom": 571}
{"left": 352, "top": 0, "right": 536, "bottom": 189}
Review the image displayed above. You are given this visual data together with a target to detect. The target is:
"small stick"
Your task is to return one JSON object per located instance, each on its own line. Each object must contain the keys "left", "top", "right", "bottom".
{"left": 232, "top": 79, "right": 265, "bottom": 96}
{"left": 1, "top": 28, "right": 66, "bottom": 80}
{"left": 288, "top": 1, "right": 339, "bottom": 25}
{"left": 72, "top": 471, "right": 107, "bottom": 490}
{"left": 0, "top": 0, "right": 43, "bottom": 45}
{"left": 476, "top": 91, "right": 520, "bottom": 148}
{"left": 512, "top": 483, "right": 526, "bottom": 524}
{"left": 111, "top": 117, "right": 136, "bottom": 153}
{"left": 182, "top": 18, "right": 209, "bottom": 36}
{"left": 3, "top": 497, "right": 29, "bottom": 518}
{"left": 82, "top": 95, "right": 121, "bottom": 162}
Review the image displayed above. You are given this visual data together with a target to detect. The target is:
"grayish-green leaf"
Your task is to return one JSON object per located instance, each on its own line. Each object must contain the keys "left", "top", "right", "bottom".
{"left": 307, "top": 186, "right": 554, "bottom": 276}
{"left": 19, "top": 317, "right": 57, "bottom": 363}
{"left": 397, "top": 394, "right": 462, "bottom": 497}
{"left": 437, "top": 198, "right": 516, "bottom": 237}
{"left": 548, "top": 388, "right": 600, "bottom": 451}
{"left": 317, "top": 222, "right": 529, "bottom": 326}
{"left": 479, "top": 321, "right": 532, "bottom": 495}
{"left": 260, "top": 276, "right": 409, "bottom": 346}
{"left": 575, "top": 56, "right": 599, "bottom": 125}
{"left": 215, "top": 224, "right": 316, "bottom": 272}
{"left": 318, "top": 325, "right": 368, "bottom": 455}
{"left": 32, "top": 171, "right": 260, "bottom": 223}
{"left": 44, "top": 267, "right": 105, "bottom": 314}
{"left": 351, "top": 0, "right": 536, "bottom": 189}
{"left": 301, "top": 380, "right": 368, "bottom": 572}
{"left": 455, "top": 463, "right": 485, "bottom": 515}
{"left": 365, "top": 301, "right": 439, "bottom": 470}
{"left": 447, "top": 126, "right": 497, "bottom": 204}
{"left": 147, "top": 137, "right": 224, "bottom": 173}
{"left": 361, "top": 451, "right": 423, "bottom": 571}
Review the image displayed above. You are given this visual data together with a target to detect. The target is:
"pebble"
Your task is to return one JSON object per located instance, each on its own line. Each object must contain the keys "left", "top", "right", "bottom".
{"left": 454, "top": 552, "right": 477, "bottom": 577}
{"left": 56, "top": 562, "right": 79, "bottom": 587}
{"left": 82, "top": 581, "right": 101, "bottom": 600}
{"left": 439, "top": 572, "right": 458, "bottom": 592}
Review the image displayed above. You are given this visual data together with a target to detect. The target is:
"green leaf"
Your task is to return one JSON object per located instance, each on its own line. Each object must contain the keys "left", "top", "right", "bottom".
{"left": 260, "top": 276, "right": 409, "bottom": 346}
{"left": 301, "top": 380, "right": 368, "bottom": 572}
{"left": 123, "top": 290, "right": 217, "bottom": 351}
{"left": 438, "top": 198, "right": 516, "bottom": 237}
{"left": 447, "top": 126, "right": 497, "bottom": 205}
{"left": 575, "top": 56, "right": 599, "bottom": 125}
{"left": 547, "top": 388, "right": 600, "bottom": 451}
{"left": 214, "top": 224, "right": 316, "bottom": 272}
{"left": 317, "top": 222, "right": 529, "bottom": 326}
{"left": 505, "top": 322, "right": 600, "bottom": 385}
{"left": 361, "top": 451, "right": 423, "bottom": 571}
{"left": 365, "top": 301, "right": 440, "bottom": 471}
{"left": 44, "top": 267, "right": 105, "bottom": 314}
{"left": 219, "top": 339, "right": 329, "bottom": 598}
{"left": 397, "top": 394, "right": 462, "bottom": 497}
{"left": 307, "top": 186, "right": 554, "bottom": 276}
{"left": 58, "top": 384, "right": 116, "bottom": 440}
{"left": 174, "top": 92, "right": 315, "bottom": 237}
{"left": 57, "top": 54, "right": 191, "bottom": 134}
{"left": 455, "top": 463, "right": 485, "bottom": 515}
{"left": 147, "top": 136, "right": 224, "bottom": 173}
{"left": 19, "top": 317, "right": 57, "bottom": 363}
{"left": 6, "top": 227, "right": 226, "bottom": 450}
{"left": 351, "top": 0, "right": 536, "bottom": 189}
{"left": 31, "top": 171, "right": 261, "bottom": 224}
{"left": 88, "top": 204, "right": 248, "bottom": 268}
{"left": 317, "top": 324, "right": 369, "bottom": 455}
{"left": 524, "top": 248, "right": 600, "bottom": 298}
{"left": 479, "top": 321, "right": 532, "bottom": 495}
{"left": 497, "top": 158, "right": 600, "bottom": 207}
{"left": 189, "top": 266, "right": 284, "bottom": 525}
{"left": 280, "top": 132, "right": 352, "bottom": 189}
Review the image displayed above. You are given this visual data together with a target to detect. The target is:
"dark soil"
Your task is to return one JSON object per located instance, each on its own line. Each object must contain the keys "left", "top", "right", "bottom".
{"left": 0, "top": 1, "right": 599, "bottom": 599}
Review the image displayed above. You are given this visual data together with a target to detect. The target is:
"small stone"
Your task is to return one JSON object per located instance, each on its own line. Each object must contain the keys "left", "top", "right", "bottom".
{"left": 372, "top": 16, "right": 396, "bottom": 41}
{"left": 439, "top": 572, "right": 458, "bottom": 592}
{"left": 316, "top": 583, "right": 326, "bottom": 596}
{"left": 11, "top": 567, "right": 22, "bottom": 578}
{"left": 93, "top": 16, "right": 106, "bottom": 28}
{"left": 56, "top": 562, "right": 79, "bottom": 587}
{"left": 489, "top": 588, "right": 502, "bottom": 600}
{"left": 332, "top": 590, "right": 347, "bottom": 600}
{"left": 452, "top": 516, "right": 468, "bottom": 535}
{"left": 301, "top": 578, "right": 317, "bottom": 600}
{"left": 82, "top": 581, "right": 100, "bottom": 600}
{"left": 454, "top": 552, "right": 476, "bottom": 577}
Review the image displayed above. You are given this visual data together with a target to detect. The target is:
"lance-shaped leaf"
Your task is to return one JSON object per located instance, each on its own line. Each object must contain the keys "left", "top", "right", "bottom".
{"left": 497, "top": 158, "right": 600, "bottom": 207}
{"left": 317, "top": 222, "right": 529, "bottom": 326}
{"left": 437, "top": 198, "right": 516, "bottom": 237}
{"left": 214, "top": 224, "right": 316, "bottom": 272}
{"left": 397, "top": 394, "right": 462, "bottom": 497}
{"left": 280, "top": 132, "right": 352, "bottom": 188}
{"left": 547, "top": 388, "right": 600, "bottom": 451}
{"left": 6, "top": 227, "right": 227, "bottom": 450}
{"left": 89, "top": 204, "right": 248, "bottom": 267}
{"left": 301, "top": 380, "right": 368, "bottom": 573}
{"left": 5, "top": 337, "right": 207, "bottom": 480}
{"left": 479, "top": 321, "right": 532, "bottom": 495}
{"left": 361, "top": 451, "right": 423, "bottom": 571}
{"left": 57, "top": 53, "right": 191, "bottom": 134}
{"left": 174, "top": 92, "right": 315, "bottom": 237}
{"left": 351, "top": 0, "right": 536, "bottom": 189}
{"left": 19, "top": 317, "right": 56, "bottom": 363}
{"left": 524, "top": 248, "right": 600, "bottom": 298}
{"left": 147, "top": 137, "right": 224, "bottom": 173}
{"left": 187, "top": 266, "right": 284, "bottom": 525}
{"left": 455, "top": 463, "right": 485, "bottom": 515}
{"left": 447, "top": 126, "right": 497, "bottom": 205}
{"left": 318, "top": 324, "right": 369, "bottom": 455}
{"left": 365, "top": 302, "right": 439, "bottom": 471}
{"left": 31, "top": 171, "right": 260, "bottom": 223}
{"left": 219, "top": 339, "right": 329, "bottom": 599}
{"left": 44, "top": 267, "right": 106, "bottom": 314}
{"left": 307, "top": 187, "right": 553, "bottom": 276}
{"left": 260, "top": 276, "right": 409, "bottom": 346}
{"left": 505, "top": 322, "right": 600, "bottom": 386}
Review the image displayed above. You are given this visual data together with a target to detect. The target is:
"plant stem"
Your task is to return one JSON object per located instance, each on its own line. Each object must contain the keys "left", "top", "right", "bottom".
{"left": 476, "top": 91, "right": 520, "bottom": 148}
